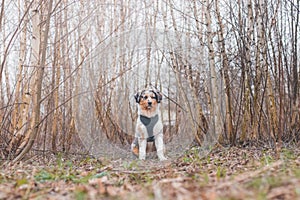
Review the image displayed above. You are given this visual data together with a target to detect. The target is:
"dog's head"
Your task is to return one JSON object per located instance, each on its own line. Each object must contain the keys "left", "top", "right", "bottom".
{"left": 135, "top": 89, "right": 162, "bottom": 112}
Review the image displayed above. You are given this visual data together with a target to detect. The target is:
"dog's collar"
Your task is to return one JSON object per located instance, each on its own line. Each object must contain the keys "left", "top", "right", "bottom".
{"left": 140, "top": 114, "right": 159, "bottom": 138}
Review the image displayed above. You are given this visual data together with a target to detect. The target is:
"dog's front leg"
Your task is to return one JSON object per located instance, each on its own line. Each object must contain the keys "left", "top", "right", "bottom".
{"left": 155, "top": 134, "right": 167, "bottom": 161}
{"left": 138, "top": 138, "right": 147, "bottom": 160}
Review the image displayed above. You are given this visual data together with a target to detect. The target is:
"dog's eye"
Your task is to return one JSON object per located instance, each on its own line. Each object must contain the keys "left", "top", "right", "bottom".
{"left": 151, "top": 96, "right": 156, "bottom": 99}
{"left": 143, "top": 96, "right": 148, "bottom": 99}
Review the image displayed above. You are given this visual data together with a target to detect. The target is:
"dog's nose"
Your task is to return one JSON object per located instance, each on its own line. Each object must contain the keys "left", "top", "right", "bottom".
{"left": 148, "top": 101, "right": 152, "bottom": 105}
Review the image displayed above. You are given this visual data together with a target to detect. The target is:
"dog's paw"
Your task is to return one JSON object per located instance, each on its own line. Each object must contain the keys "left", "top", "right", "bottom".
{"left": 158, "top": 156, "right": 168, "bottom": 161}
{"left": 139, "top": 156, "right": 146, "bottom": 160}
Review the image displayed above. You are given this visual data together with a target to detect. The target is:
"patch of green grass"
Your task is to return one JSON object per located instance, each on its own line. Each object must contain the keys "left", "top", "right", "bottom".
{"left": 128, "top": 173, "right": 154, "bottom": 185}
{"left": 241, "top": 151, "right": 248, "bottom": 160}
{"left": 246, "top": 174, "right": 283, "bottom": 199}
{"left": 55, "top": 152, "right": 71, "bottom": 169}
{"left": 16, "top": 178, "right": 29, "bottom": 187}
{"left": 266, "top": 175, "right": 283, "bottom": 188}
{"left": 182, "top": 156, "right": 193, "bottom": 163}
{"left": 143, "top": 174, "right": 154, "bottom": 184}
{"left": 73, "top": 173, "right": 93, "bottom": 184}
{"left": 206, "top": 155, "right": 211, "bottom": 164}
{"left": 74, "top": 189, "right": 88, "bottom": 200}
{"left": 93, "top": 171, "right": 108, "bottom": 179}
{"left": 34, "top": 154, "right": 107, "bottom": 184}
{"left": 292, "top": 168, "right": 300, "bottom": 178}
{"left": 0, "top": 173, "right": 6, "bottom": 184}
{"left": 79, "top": 156, "right": 105, "bottom": 168}
{"left": 122, "top": 160, "right": 139, "bottom": 170}
{"left": 34, "top": 159, "right": 109, "bottom": 184}
{"left": 261, "top": 153, "right": 274, "bottom": 166}
{"left": 73, "top": 171, "right": 109, "bottom": 184}
{"left": 216, "top": 166, "right": 226, "bottom": 179}
{"left": 181, "top": 152, "right": 194, "bottom": 164}
{"left": 281, "top": 148, "right": 297, "bottom": 160}
{"left": 197, "top": 173, "right": 209, "bottom": 187}
{"left": 181, "top": 147, "right": 203, "bottom": 164}
{"left": 246, "top": 177, "right": 268, "bottom": 199}
{"left": 34, "top": 170, "right": 56, "bottom": 182}
{"left": 128, "top": 173, "right": 141, "bottom": 184}
{"left": 60, "top": 173, "right": 77, "bottom": 182}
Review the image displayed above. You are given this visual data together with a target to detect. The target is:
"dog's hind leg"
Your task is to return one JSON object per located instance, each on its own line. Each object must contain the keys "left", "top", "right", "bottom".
{"left": 131, "top": 137, "right": 139, "bottom": 158}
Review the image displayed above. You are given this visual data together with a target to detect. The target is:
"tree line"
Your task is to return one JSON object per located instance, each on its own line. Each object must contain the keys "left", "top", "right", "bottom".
{"left": 0, "top": 0, "right": 299, "bottom": 162}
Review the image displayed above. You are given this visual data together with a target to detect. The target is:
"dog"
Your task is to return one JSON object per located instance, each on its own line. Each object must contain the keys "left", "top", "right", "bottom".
{"left": 131, "top": 88, "right": 167, "bottom": 161}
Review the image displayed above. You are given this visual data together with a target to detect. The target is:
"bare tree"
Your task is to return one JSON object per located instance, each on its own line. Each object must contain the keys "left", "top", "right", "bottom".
{"left": 13, "top": 0, "right": 53, "bottom": 162}
{"left": 215, "top": 0, "right": 234, "bottom": 144}
{"left": 205, "top": 0, "right": 223, "bottom": 143}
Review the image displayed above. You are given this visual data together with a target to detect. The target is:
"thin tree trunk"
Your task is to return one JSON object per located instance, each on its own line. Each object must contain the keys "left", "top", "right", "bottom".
{"left": 10, "top": 0, "right": 29, "bottom": 152}
{"left": 205, "top": 0, "right": 222, "bottom": 143}
{"left": 13, "top": 0, "right": 27, "bottom": 130}
{"left": 13, "top": 0, "right": 53, "bottom": 163}
{"left": 0, "top": 0, "right": 4, "bottom": 31}
{"left": 242, "top": 0, "right": 255, "bottom": 142}
{"left": 51, "top": 9, "right": 61, "bottom": 153}
{"left": 215, "top": 0, "right": 234, "bottom": 145}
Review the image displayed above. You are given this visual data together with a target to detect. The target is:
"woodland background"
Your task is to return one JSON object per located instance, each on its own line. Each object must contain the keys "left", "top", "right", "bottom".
{"left": 0, "top": 0, "right": 300, "bottom": 163}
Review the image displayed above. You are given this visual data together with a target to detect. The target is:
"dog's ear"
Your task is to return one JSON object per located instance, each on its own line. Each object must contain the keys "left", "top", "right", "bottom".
{"left": 156, "top": 91, "right": 163, "bottom": 103}
{"left": 134, "top": 92, "right": 140, "bottom": 103}
{"left": 135, "top": 90, "right": 146, "bottom": 103}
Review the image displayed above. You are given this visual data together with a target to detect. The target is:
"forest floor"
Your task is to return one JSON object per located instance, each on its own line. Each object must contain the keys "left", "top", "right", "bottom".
{"left": 0, "top": 146, "right": 300, "bottom": 200}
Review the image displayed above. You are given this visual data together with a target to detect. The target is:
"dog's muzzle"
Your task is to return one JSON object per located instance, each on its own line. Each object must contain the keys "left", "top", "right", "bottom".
{"left": 147, "top": 101, "right": 152, "bottom": 108}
